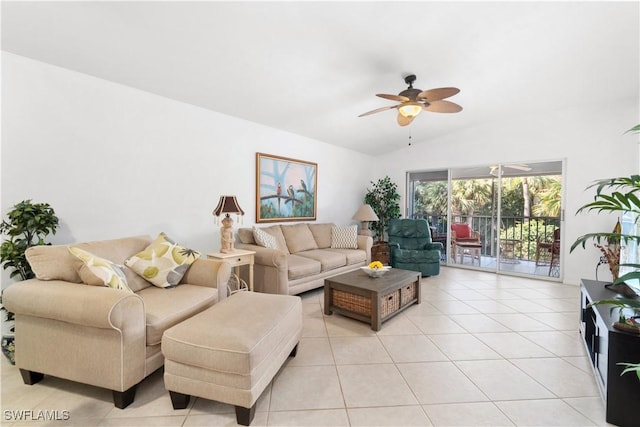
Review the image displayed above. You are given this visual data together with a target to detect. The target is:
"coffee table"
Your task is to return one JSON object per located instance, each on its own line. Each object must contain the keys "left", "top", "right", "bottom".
{"left": 324, "top": 268, "right": 421, "bottom": 331}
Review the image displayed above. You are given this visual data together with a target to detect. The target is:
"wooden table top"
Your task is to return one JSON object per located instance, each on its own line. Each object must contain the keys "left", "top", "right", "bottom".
{"left": 324, "top": 268, "right": 420, "bottom": 293}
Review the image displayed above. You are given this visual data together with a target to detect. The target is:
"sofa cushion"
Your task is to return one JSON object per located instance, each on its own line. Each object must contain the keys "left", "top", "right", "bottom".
{"left": 137, "top": 284, "right": 219, "bottom": 346}
{"left": 253, "top": 226, "right": 277, "bottom": 248}
{"left": 308, "top": 223, "right": 335, "bottom": 249}
{"left": 68, "top": 247, "right": 133, "bottom": 292}
{"left": 237, "top": 228, "right": 256, "bottom": 244}
{"left": 297, "top": 250, "right": 346, "bottom": 272}
{"left": 392, "top": 248, "right": 441, "bottom": 263}
{"left": 326, "top": 248, "right": 367, "bottom": 265}
{"left": 331, "top": 225, "right": 358, "bottom": 249}
{"left": 26, "top": 245, "right": 83, "bottom": 283}
{"left": 287, "top": 254, "right": 321, "bottom": 280}
{"left": 77, "top": 236, "right": 154, "bottom": 293}
{"left": 125, "top": 233, "right": 200, "bottom": 289}
{"left": 26, "top": 236, "right": 153, "bottom": 292}
{"left": 281, "top": 224, "right": 318, "bottom": 253}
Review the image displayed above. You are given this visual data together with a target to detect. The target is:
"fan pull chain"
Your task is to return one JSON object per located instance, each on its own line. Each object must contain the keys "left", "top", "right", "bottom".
{"left": 408, "top": 129, "right": 412, "bottom": 146}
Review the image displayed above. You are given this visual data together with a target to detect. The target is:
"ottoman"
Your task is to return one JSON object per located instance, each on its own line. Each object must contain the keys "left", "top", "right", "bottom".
{"left": 162, "top": 291, "right": 302, "bottom": 426}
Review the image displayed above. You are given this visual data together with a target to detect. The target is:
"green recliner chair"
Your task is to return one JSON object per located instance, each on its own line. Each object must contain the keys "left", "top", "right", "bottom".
{"left": 388, "top": 218, "right": 442, "bottom": 277}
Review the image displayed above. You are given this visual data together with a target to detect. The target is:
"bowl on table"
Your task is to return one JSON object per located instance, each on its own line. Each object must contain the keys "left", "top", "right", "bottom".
{"left": 360, "top": 265, "right": 392, "bottom": 278}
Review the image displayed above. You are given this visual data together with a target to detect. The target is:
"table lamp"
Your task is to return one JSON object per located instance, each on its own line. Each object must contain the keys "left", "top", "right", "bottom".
{"left": 352, "top": 204, "right": 379, "bottom": 236}
{"left": 213, "top": 195, "right": 245, "bottom": 253}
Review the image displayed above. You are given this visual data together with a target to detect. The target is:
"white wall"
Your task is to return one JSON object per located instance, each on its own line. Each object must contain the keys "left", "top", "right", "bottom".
{"left": 376, "top": 103, "right": 640, "bottom": 285}
{"left": 4, "top": 52, "right": 639, "bottom": 288}
{"left": 1, "top": 52, "right": 374, "bottom": 286}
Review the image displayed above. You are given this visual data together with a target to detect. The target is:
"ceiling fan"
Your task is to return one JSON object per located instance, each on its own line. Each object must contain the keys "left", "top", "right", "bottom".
{"left": 489, "top": 164, "right": 532, "bottom": 176}
{"left": 359, "top": 74, "right": 462, "bottom": 126}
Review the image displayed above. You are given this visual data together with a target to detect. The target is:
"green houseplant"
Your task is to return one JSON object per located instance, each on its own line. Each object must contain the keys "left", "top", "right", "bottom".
{"left": 1, "top": 200, "right": 60, "bottom": 281}
{"left": 571, "top": 124, "right": 640, "bottom": 379}
{"left": 571, "top": 125, "right": 640, "bottom": 284}
{"left": 0, "top": 200, "right": 59, "bottom": 364}
{"left": 364, "top": 176, "right": 401, "bottom": 243}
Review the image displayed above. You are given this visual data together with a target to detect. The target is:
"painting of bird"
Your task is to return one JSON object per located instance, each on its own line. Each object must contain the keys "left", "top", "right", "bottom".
{"left": 256, "top": 153, "right": 316, "bottom": 222}
{"left": 276, "top": 182, "right": 282, "bottom": 212}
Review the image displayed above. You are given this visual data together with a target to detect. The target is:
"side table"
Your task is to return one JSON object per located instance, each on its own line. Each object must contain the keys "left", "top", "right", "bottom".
{"left": 207, "top": 249, "right": 255, "bottom": 293}
{"left": 371, "top": 242, "right": 390, "bottom": 266}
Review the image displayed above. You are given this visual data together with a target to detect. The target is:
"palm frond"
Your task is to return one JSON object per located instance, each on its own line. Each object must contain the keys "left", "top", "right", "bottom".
{"left": 587, "top": 298, "right": 640, "bottom": 319}
{"left": 618, "top": 362, "right": 640, "bottom": 381}
{"left": 570, "top": 233, "right": 640, "bottom": 252}
{"left": 624, "top": 124, "right": 640, "bottom": 134}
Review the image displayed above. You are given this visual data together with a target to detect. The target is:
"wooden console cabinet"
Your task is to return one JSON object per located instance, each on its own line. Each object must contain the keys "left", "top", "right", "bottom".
{"left": 580, "top": 279, "right": 640, "bottom": 426}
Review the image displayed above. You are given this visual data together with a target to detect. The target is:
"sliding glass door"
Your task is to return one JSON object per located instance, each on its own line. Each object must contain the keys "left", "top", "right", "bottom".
{"left": 408, "top": 170, "right": 448, "bottom": 261}
{"left": 408, "top": 161, "right": 563, "bottom": 279}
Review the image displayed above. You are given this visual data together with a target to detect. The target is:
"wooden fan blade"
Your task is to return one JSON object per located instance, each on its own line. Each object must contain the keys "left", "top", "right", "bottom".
{"left": 358, "top": 105, "right": 398, "bottom": 117}
{"left": 417, "top": 87, "right": 460, "bottom": 101}
{"left": 397, "top": 113, "right": 414, "bottom": 127}
{"left": 423, "top": 100, "right": 463, "bottom": 113}
{"left": 377, "top": 93, "right": 410, "bottom": 102}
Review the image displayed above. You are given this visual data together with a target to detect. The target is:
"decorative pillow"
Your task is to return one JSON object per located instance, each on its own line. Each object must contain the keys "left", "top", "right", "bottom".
{"left": 331, "top": 225, "right": 358, "bottom": 249}
{"left": 68, "top": 247, "right": 132, "bottom": 292}
{"left": 263, "top": 225, "right": 290, "bottom": 254}
{"left": 253, "top": 227, "right": 277, "bottom": 248}
{"left": 125, "top": 232, "right": 200, "bottom": 288}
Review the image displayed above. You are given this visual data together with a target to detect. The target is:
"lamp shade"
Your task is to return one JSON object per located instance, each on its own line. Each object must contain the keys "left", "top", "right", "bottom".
{"left": 213, "top": 195, "right": 245, "bottom": 217}
{"left": 352, "top": 204, "right": 379, "bottom": 222}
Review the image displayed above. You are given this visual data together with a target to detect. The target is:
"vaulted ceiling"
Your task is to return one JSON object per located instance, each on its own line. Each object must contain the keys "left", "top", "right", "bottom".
{"left": 2, "top": 1, "right": 638, "bottom": 154}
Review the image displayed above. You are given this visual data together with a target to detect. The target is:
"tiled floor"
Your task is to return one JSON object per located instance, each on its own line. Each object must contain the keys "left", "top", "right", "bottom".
{"left": 1, "top": 268, "right": 611, "bottom": 426}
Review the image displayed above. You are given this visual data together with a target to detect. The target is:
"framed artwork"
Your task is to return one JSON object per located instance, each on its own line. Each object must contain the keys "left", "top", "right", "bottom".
{"left": 256, "top": 153, "right": 317, "bottom": 223}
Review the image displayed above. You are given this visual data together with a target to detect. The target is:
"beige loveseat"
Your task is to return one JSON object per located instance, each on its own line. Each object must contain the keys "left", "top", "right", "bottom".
{"left": 3, "top": 235, "right": 231, "bottom": 409}
{"left": 236, "top": 223, "right": 372, "bottom": 295}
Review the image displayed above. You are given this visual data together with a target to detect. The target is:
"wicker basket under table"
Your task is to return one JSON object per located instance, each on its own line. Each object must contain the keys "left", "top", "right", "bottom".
{"left": 323, "top": 268, "right": 421, "bottom": 331}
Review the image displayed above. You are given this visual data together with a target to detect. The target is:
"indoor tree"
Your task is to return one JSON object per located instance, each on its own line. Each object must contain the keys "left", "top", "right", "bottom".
{"left": 364, "top": 176, "right": 401, "bottom": 243}
{"left": 1, "top": 199, "right": 60, "bottom": 280}
{"left": 0, "top": 199, "right": 59, "bottom": 364}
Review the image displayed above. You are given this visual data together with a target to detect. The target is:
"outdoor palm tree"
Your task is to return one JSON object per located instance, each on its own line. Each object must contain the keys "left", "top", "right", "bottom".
{"left": 451, "top": 179, "right": 492, "bottom": 222}
{"left": 533, "top": 177, "right": 562, "bottom": 218}
{"left": 415, "top": 181, "right": 448, "bottom": 215}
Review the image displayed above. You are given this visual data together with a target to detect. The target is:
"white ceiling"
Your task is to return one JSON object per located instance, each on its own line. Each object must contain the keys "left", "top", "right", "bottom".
{"left": 2, "top": 1, "right": 638, "bottom": 154}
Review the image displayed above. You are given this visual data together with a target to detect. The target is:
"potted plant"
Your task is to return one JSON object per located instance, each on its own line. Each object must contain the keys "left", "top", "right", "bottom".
{"left": 571, "top": 125, "right": 640, "bottom": 381}
{"left": 364, "top": 176, "right": 401, "bottom": 243}
{"left": 364, "top": 177, "right": 401, "bottom": 265}
{"left": 0, "top": 199, "right": 59, "bottom": 364}
{"left": 1, "top": 294, "right": 15, "bottom": 364}
{"left": 571, "top": 125, "right": 640, "bottom": 286}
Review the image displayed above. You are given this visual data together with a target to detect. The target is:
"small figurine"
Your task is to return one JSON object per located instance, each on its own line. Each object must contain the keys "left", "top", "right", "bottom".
{"left": 220, "top": 216, "right": 235, "bottom": 253}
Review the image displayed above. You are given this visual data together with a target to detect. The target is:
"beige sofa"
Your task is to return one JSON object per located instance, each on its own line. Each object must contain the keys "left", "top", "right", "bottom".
{"left": 236, "top": 223, "right": 372, "bottom": 295}
{"left": 3, "top": 235, "right": 231, "bottom": 409}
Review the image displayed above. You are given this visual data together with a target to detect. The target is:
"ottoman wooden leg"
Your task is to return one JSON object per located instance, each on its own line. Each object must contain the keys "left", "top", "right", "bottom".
{"left": 113, "top": 385, "right": 137, "bottom": 409}
{"left": 19, "top": 369, "right": 44, "bottom": 385}
{"left": 289, "top": 343, "right": 298, "bottom": 358}
{"left": 235, "top": 404, "right": 256, "bottom": 426}
{"left": 169, "top": 391, "right": 191, "bottom": 409}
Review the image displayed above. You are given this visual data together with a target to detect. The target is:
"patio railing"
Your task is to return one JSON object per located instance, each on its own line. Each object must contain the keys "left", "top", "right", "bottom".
{"left": 413, "top": 213, "right": 561, "bottom": 262}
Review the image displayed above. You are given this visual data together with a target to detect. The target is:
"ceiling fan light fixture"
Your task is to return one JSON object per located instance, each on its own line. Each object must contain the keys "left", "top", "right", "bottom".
{"left": 398, "top": 102, "right": 422, "bottom": 118}
{"left": 358, "top": 75, "right": 461, "bottom": 124}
